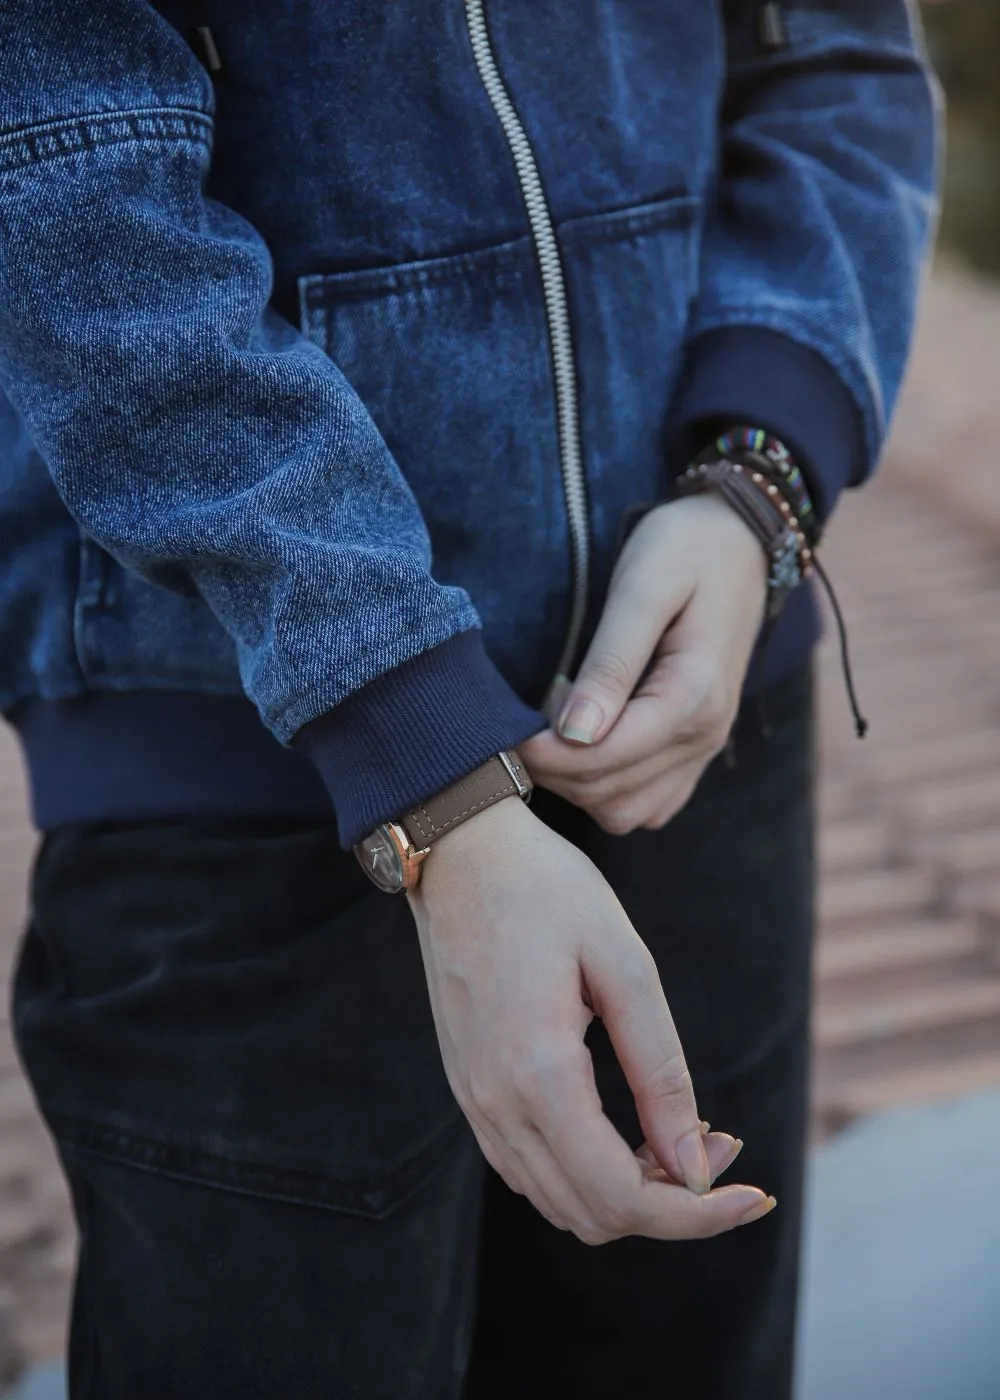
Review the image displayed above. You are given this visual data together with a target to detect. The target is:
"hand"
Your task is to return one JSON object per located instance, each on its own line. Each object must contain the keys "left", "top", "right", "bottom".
{"left": 409, "top": 796, "right": 775, "bottom": 1243}
{"left": 521, "top": 492, "right": 768, "bottom": 834}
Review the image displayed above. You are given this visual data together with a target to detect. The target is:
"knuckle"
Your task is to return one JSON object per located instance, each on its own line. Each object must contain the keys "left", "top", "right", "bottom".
{"left": 674, "top": 656, "right": 731, "bottom": 746}
{"left": 593, "top": 1204, "right": 632, "bottom": 1240}
{"left": 574, "top": 1220, "right": 618, "bottom": 1247}
{"left": 620, "top": 943, "right": 660, "bottom": 993}
{"left": 695, "top": 677, "right": 731, "bottom": 740}
{"left": 467, "top": 1074, "right": 505, "bottom": 1123}
{"left": 509, "top": 1041, "right": 579, "bottom": 1103}
{"left": 640, "top": 1052, "right": 694, "bottom": 1106}
{"left": 597, "top": 803, "right": 637, "bottom": 837}
{"left": 584, "top": 651, "right": 635, "bottom": 698}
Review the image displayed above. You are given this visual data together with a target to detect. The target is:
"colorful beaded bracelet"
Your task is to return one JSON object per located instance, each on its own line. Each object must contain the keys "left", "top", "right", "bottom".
{"left": 704, "top": 427, "right": 820, "bottom": 548}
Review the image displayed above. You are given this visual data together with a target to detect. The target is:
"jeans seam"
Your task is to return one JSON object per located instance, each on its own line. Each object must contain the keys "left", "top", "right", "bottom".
{"left": 51, "top": 1111, "right": 468, "bottom": 1221}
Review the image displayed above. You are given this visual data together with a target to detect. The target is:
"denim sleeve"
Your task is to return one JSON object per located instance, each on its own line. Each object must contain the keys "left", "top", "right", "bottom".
{"left": 0, "top": 3, "right": 542, "bottom": 845}
{"left": 670, "top": 0, "right": 941, "bottom": 517}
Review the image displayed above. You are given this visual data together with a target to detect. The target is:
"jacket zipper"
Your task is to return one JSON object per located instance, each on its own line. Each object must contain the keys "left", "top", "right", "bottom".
{"left": 464, "top": 0, "right": 590, "bottom": 700}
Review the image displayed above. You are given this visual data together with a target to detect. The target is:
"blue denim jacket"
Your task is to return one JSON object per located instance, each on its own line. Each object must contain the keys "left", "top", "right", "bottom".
{"left": 0, "top": 1, "right": 938, "bottom": 844}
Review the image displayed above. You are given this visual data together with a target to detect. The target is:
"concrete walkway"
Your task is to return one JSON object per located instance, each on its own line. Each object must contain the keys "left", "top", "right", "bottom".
{"left": 796, "top": 1085, "right": 1000, "bottom": 1400}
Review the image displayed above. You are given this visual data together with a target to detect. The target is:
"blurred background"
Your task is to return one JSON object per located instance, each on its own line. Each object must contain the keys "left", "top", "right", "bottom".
{"left": 1, "top": 3, "right": 1000, "bottom": 1397}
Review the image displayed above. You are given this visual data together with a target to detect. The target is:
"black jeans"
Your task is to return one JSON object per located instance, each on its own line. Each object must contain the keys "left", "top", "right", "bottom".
{"left": 13, "top": 666, "right": 814, "bottom": 1400}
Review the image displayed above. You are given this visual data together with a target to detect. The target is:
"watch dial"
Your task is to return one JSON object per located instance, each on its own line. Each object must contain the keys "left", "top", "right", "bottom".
{"left": 355, "top": 825, "right": 405, "bottom": 893}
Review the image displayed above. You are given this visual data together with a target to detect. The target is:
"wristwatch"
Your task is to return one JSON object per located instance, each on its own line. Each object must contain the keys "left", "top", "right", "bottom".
{"left": 353, "top": 750, "right": 533, "bottom": 894}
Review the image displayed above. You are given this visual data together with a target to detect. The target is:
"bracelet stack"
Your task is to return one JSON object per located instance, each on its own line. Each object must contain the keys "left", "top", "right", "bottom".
{"left": 675, "top": 429, "right": 817, "bottom": 621}
{"left": 712, "top": 427, "right": 820, "bottom": 547}
{"left": 676, "top": 424, "right": 868, "bottom": 738}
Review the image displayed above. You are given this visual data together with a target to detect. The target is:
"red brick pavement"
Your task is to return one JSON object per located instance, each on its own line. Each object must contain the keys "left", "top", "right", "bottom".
{"left": 1, "top": 262, "right": 999, "bottom": 1367}
{"left": 0, "top": 729, "right": 74, "bottom": 1372}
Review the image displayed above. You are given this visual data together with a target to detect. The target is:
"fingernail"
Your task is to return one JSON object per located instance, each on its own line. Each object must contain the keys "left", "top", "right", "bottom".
{"left": 676, "top": 1128, "right": 712, "bottom": 1196}
{"left": 741, "top": 1194, "right": 777, "bottom": 1224}
{"left": 699, "top": 1120, "right": 711, "bottom": 1135}
{"left": 718, "top": 1137, "right": 744, "bottom": 1175}
{"left": 558, "top": 699, "right": 603, "bottom": 745}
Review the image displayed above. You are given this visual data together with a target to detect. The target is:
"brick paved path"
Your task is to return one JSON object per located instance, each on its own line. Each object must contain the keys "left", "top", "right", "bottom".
{"left": 0, "top": 263, "right": 998, "bottom": 1371}
{"left": 0, "top": 734, "right": 73, "bottom": 1376}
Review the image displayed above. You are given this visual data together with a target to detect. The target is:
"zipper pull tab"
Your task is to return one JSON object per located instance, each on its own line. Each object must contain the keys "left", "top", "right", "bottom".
{"left": 542, "top": 673, "right": 573, "bottom": 728}
{"left": 759, "top": 3, "right": 789, "bottom": 52}
{"left": 195, "top": 24, "right": 223, "bottom": 73}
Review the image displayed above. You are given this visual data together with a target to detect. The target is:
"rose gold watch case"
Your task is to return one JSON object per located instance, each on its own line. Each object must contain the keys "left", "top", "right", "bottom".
{"left": 384, "top": 820, "right": 431, "bottom": 893}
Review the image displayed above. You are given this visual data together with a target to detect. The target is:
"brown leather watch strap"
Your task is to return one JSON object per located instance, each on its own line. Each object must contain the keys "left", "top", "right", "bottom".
{"left": 397, "top": 751, "right": 532, "bottom": 850}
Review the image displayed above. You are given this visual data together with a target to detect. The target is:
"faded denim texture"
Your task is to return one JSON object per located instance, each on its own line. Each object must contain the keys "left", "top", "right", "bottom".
{"left": 0, "top": 1, "right": 937, "bottom": 743}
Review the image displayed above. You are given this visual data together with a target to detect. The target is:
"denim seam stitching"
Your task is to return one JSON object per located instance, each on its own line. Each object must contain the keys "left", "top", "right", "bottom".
{"left": 301, "top": 198, "right": 700, "bottom": 308}
{"left": 557, "top": 196, "right": 700, "bottom": 250}
{"left": 50, "top": 1111, "right": 468, "bottom": 1220}
{"left": 300, "top": 237, "right": 535, "bottom": 304}
{"left": 0, "top": 106, "right": 213, "bottom": 172}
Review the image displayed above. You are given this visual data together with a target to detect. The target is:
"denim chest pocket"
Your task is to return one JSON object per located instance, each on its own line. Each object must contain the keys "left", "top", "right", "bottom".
{"left": 298, "top": 189, "right": 700, "bottom": 698}
{"left": 299, "top": 238, "right": 569, "bottom": 699}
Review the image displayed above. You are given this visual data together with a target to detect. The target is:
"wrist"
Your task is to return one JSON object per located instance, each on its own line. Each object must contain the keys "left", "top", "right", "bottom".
{"left": 354, "top": 749, "right": 533, "bottom": 895}
{"left": 412, "top": 794, "right": 539, "bottom": 904}
{"left": 675, "top": 436, "right": 815, "bottom": 621}
{"left": 662, "top": 492, "right": 768, "bottom": 583}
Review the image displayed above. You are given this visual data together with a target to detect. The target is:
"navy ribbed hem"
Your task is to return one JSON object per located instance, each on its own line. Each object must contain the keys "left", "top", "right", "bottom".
{"left": 10, "top": 624, "right": 819, "bottom": 842}
{"left": 669, "top": 327, "right": 868, "bottom": 518}
{"left": 13, "top": 692, "right": 333, "bottom": 831}
{"left": 297, "top": 629, "right": 546, "bottom": 848}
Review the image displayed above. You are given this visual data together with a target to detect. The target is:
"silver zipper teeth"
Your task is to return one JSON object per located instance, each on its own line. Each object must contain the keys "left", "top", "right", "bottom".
{"left": 464, "top": 0, "right": 590, "bottom": 686}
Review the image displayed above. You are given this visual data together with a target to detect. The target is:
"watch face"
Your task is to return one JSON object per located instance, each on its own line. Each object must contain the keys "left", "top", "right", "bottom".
{"left": 355, "top": 825, "right": 406, "bottom": 893}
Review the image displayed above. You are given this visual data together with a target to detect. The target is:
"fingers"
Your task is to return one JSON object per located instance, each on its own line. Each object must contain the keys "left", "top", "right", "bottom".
{"left": 522, "top": 649, "right": 730, "bottom": 786}
{"left": 468, "top": 1114, "right": 572, "bottom": 1232}
{"left": 519, "top": 646, "right": 734, "bottom": 835}
{"left": 630, "top": 1182, "right": 777, "bottom": 1241}
{"left": 469, "top": 1019, "right": 770, "bottom": 1245}
{"left": 583, "top": 935, "right": 709, "bottom": 1193}
{"left": 532, "top": 752, "right": 705, "bottom": 837}
{"left": 463, "top": 989, "right": 770, "bottom": 1245}
{"left": 530, "top": 1083, "right": 772, "bottom": 1243}
{"left": 637, "top": 1132, "right": 744, "bottom": 1184}
{"left": 554, "top": 554, "right": 694, "bottom": 748}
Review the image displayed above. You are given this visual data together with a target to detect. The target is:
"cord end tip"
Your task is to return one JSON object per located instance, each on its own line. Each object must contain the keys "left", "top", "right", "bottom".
{"left": 855, "top": 717, "right": 870, "bottom": 740}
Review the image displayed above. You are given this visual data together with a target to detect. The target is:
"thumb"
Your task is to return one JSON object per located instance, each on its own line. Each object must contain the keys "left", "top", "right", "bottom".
{"left": 557, "top": 564, "right": 689, "bottom": 747}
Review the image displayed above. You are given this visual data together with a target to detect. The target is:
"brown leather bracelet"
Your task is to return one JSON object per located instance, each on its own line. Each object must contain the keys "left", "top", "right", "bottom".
{"left": 675, "top": 458, "right": 809, "bottom": 620}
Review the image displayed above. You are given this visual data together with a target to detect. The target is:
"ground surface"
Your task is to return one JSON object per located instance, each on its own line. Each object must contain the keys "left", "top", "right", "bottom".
{"left": 0, "top": 264, "right": 998, "bottom": 1381}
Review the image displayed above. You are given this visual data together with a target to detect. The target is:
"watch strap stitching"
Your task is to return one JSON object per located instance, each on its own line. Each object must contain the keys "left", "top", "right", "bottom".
{"left": 409, "top": 786, "right": 516, "bottom": 842}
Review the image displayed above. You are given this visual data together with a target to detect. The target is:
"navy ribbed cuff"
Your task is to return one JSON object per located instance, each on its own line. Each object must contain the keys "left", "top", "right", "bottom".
{"left": 669, "top": 327, "right": 868, "bottom": 519}
{"left": 296, "top": 629, "right": 546, "bottom": 848}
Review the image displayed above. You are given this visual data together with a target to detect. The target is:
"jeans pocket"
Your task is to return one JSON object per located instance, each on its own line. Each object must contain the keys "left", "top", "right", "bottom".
{"left": 17, "top": 820, "right": 467, "bottom": 1220}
